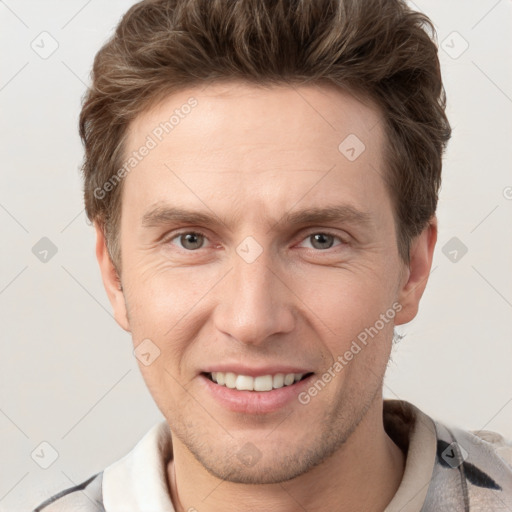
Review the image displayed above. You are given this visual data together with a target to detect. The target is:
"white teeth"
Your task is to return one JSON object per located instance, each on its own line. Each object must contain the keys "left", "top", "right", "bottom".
{"left": 284, "top": 373, "right": 295, "bottom": 386}
{"left": 235, "top": 375, "right": 254, "bottom": 391}
{"left": 254, "top": 375, "right": 273, "bottom": 391}
{"left": 272, "top": 373, "right": 284, "bottom": 388}
{"left": 225, "top": 372, "right": 237, "bottom": 389}
{"left": 209, "top": 371, "right": 307, "bottom": 391}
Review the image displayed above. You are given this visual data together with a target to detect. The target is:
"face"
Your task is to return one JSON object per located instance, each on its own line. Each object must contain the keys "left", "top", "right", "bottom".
{"left": 96, "top": 81, "right": 435, "bottom": 484}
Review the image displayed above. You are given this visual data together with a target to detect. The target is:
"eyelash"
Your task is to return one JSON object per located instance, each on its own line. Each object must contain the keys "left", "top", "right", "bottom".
{"left": 163, "top": 229, "right": 347, "bottom": 252}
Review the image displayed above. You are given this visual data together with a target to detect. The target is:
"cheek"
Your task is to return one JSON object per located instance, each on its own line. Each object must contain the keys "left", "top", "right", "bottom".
{"left": 122, "top": 261, "right": 223, "bottom": 388}
{"left": 292, "top": 263, "right": 397, "bottom": 341}
{"left": 123, "top": 258, "right": 217, "bottom": 332}
{"left": 289, "top": 265, "right": 399, "bottom": 390}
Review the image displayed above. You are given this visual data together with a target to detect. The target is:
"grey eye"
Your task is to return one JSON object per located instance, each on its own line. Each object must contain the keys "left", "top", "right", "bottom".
{"left": 178, "top": 232, "right": 205, "bottom": 250}
{"left": 309, "top": 233, "right": 335, "bottom": 250}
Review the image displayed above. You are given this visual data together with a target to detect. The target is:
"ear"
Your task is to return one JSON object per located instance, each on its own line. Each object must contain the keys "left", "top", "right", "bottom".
{"left": 94, "top": 222, "right": 130, "bottom": 332}
{"left": 394, "top": 217, "right": 437, "bottom": 325}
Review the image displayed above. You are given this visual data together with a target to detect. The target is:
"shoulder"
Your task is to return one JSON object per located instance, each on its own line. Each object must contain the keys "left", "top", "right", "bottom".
{"left": 466, "top": 428, "right": 512, "bottom": 467}
{"left": 384, "top": 399, "right": 512, "bottom": 510}
{"left": 437, "top": 422, "right": 512, "bottom": 479}
{"left": 429, "top": 418, "right": 512, "bottom": 510}
{"left": 32, "top": 472, "right": 104, "bottom": 512}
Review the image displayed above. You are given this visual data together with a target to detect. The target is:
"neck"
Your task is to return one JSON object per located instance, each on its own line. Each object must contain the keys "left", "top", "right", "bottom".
{"left": 167, "top": 398, "right": 405, "bottom": 512}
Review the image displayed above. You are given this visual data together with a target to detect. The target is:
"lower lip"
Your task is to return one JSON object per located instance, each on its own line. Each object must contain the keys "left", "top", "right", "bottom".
{"left": 199, "top": 373, "right": 314, "bottom": 414}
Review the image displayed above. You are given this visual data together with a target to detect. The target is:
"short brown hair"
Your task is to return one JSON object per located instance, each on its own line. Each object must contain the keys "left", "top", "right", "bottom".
{"left": 79, "top": 0, "right": 451, "bottom": 269}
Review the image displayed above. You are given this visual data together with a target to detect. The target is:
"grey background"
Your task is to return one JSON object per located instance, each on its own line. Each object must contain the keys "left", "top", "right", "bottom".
{"left": 0, "top": 0, "right": 511, "bottom": 510}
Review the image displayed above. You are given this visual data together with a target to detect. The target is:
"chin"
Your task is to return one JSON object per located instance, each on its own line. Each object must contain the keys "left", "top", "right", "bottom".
{"left": 200, "top": 457, "right": 315, "bottom": 485}
{"left": 187, "top": 432, "right": 346, "bottom": 485}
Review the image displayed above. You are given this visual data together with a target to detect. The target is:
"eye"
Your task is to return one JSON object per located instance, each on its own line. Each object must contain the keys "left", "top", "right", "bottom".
{"left": 298, "top": 232, "right": 344, "bottom": 251}
{"left": 164, "top": 230, "right": 345, "bottom": 252}
{"left": 168, "top": 231, "right": 209, "bottom": 251}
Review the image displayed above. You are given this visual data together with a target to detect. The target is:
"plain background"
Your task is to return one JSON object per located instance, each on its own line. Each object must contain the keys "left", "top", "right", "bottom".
{"left": 0, "top": 0, "right": 511, "bottom": 510}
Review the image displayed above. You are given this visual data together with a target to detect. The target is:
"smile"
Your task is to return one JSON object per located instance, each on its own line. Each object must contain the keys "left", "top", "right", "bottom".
{"left": 206, "top": 371, "right": 313, "bottom": 391}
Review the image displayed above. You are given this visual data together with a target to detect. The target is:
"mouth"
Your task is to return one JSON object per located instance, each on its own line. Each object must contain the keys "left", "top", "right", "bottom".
{"left": 202, "top": 371, "right": 314, "bottom": 392}
{"left": 199, "top": 369, "right": 316, "bottom": 414}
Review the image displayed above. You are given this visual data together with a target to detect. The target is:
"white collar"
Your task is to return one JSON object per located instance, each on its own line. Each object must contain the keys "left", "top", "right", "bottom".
{"left": 103, "top": 420, "right": 176, "bottom": 511}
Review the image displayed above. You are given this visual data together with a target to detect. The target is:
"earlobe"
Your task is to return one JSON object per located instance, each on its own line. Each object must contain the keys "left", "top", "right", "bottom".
{"left": 394, "top": 218, "right": 437, "bottom": 326}
{"left": 94, "top": 222, "right": 131, "bottom": 332}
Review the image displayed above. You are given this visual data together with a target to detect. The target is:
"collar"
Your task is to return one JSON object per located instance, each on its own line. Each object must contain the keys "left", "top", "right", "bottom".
{"left": 103, "top": 420, "right": 176, "bottom": 511}
{"left": 383, "top": 400, "right": 438, "bottom": 511}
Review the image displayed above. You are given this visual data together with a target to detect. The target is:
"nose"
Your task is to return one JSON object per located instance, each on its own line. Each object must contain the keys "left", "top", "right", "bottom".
{"left": 213, "top": 249, "right": 295, "bottom": 346}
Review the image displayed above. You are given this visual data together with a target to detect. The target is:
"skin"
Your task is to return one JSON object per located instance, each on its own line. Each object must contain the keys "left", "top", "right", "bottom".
{"left": 95, "top": 81, "right": 437, "bottom": 512}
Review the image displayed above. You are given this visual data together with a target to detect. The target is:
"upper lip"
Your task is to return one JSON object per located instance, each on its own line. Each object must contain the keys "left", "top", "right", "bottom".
{"left": 201, "top": 365, "right": 313, "bottom": 377}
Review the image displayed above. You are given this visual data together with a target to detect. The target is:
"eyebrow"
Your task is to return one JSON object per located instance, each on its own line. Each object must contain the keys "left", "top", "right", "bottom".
{"left": 141, "top": 204, "right": 372, "bottom": 230}
{"left": 284, "top": 205, "right": 372, "bottom": 227}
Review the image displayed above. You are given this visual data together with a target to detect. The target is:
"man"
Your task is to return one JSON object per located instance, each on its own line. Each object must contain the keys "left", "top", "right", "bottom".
{"left": 34, "top": 0, "right": 512, "bottom": 510}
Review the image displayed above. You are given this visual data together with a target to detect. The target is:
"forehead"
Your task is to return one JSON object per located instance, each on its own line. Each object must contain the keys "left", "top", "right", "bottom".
{"left": 121, "top": 81, "right": 389, "bottom": 221}
{"left": 126, "top": 80, "right": 384, "bottom": 159}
